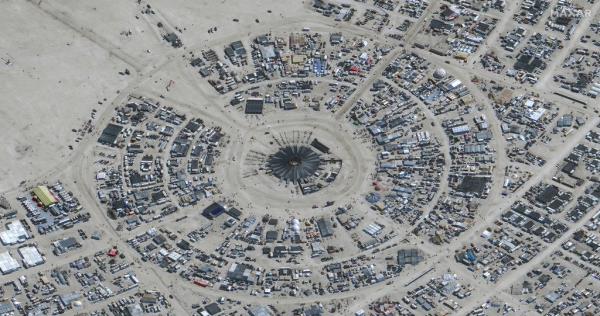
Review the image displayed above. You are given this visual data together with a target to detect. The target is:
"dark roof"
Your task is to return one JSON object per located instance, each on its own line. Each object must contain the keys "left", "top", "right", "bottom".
{"left": 429, "top": 19, "right": 453, "bottom": 30}
{"left": 204, "top": 302, "right": 222, "bottom": 315}
{"left": 245, "top": 98, "right": 264, "bottom": 114}
{"left": 317, "top": 217, "right": 334, "bottom": 237}
{"left": 224, "top": 47, "right": 235, "bottom": 58}
{"left": 58, "top": 237, "right": 80, "bottom": 250}
{"left": 151, "top": 190, "right": 167, "bottom": 203}
{"left": 230, "top": 41, "right": 246, "bottom": 55}
{"left": 164, "top": 33, "right": 182, "bottom": 48}
{"left": 303, "top": 305, "right": 324, "bottom": 316}
{"left": 152, "top": 234, "right": 166, "bottom": 245}
{"left": 457, "top": 176, "right": 489, "bottom": 195}
{"left": 184, "top": 120, "right": 202, "bottom": 133}
{"left": 98, "top": 123, "right": 123, "bottom": 145}
{"left": 311, "top": 138, "right": 330, "bottom": 154}
{"left": 190, "top": 58, "right": 204, "bottom": 67}
{"left": 202, "top": 202, "right": 225, "bottom": 219}
{"left": 397, "top": 249, "right": 424, "bottom": 266}
{"left": 561, "top": 161, "right": 576, "bottom": 174}
{"left": 256, "top": 35, "right": 269, "bottom": 45}
{"left": 514, "top": 53, "right": 544, "bottom": 72}
{"left": 265, "top": 230, "right": 278, "bottom": 242}
{"left": 227, "top": 263, "right": 251, "bottom": 282}
{"left": 536, "top": 185, "right": 559, "bottom": 204}
{"left": 226, "top": 207, "right": 242, "bottom": 219}
{"left": 177, "top": 239, "right": 191, "bottom": 250}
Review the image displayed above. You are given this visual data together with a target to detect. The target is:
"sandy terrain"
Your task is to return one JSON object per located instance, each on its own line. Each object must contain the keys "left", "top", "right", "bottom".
{"left": 0, "top": 0, "right": 132, "bottom": 192}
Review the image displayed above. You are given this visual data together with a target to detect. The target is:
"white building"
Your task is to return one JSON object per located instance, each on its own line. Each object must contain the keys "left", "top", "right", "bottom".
{"left": 0, "top": 251, "right": 21, "bottom": 274}
{"left": 0, "top": 221, "right": 30, "bottom": 245}
{"left": 19, "top": 246, "right": 45, "bottom": 268}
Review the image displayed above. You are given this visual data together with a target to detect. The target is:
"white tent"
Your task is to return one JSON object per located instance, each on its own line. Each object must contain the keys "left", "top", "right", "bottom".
{"left": 19, "top": 246, "right": 44, "bottom": 268}
{"left": 0, "top": 251, "right": 20, "bottom": 274}
{"left": 0, "top": 221, "right": 29, "bottom": 245}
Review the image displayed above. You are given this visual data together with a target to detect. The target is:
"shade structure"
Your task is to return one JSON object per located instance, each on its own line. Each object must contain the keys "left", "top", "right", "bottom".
{"left": 32, "top": 186, "right": 58, "bottom": 207}
{"left": 268, "top": 145, "right": 321, "bottom": 182}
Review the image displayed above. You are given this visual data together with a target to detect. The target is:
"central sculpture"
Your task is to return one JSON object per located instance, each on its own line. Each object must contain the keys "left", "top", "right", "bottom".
{"left": 267, "top": 145, "right": 321, "bottom": 182}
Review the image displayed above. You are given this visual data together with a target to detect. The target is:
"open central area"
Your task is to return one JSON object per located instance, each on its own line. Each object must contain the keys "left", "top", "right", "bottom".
{"left": 226, "top": 114, "right": 372, "bottom": 206}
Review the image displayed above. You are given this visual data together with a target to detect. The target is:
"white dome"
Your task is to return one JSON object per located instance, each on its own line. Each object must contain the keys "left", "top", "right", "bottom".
{"left": 434, "top": 68, "right": 447, "bottom": 79}
{"left": 291, "top": 218, "right": 301, "bottom": 232}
